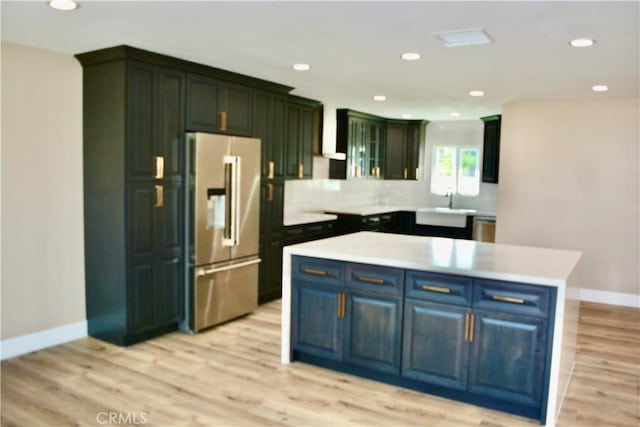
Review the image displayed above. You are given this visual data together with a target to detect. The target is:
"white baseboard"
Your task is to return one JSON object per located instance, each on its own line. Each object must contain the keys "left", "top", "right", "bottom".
{"left": 1, "top": 321, "right": 87, "bottom": 360}
{"left": 579, "top": 288, "right": 640, "bottom": 308}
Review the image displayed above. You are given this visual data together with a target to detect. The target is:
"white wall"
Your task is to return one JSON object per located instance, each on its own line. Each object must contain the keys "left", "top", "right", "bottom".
{"left": 496, "top": 99, "right": 639, "bottom": 300}
{"left": 1, "top": 42, "right": 85, "bottom": 341}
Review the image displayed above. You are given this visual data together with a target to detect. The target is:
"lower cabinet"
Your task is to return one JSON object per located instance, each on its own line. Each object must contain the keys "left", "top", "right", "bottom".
{"left": 292, "top": 256, "right": 556, "bottom": 423}
{"left": 292, "top": 257, "right": 403, "bottom": 375}
{"left": 402, "top": 300, "right": 469, "bottom": 390}
{"left": 468, "top": 310, "right": 548, "bottom": 407}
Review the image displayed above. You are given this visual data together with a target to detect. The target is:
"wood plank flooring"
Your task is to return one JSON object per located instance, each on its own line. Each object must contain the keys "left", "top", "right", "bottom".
{"left": 2, "top": 301, "right": 638, "bottom": 426}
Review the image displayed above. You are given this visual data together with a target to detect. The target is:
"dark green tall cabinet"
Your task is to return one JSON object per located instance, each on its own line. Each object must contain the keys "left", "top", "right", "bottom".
{"left": 77, "top": 50, "right": 185, "bottom": 345}
{"left": 253, "top": 90, "right": 287, "bottom": 303}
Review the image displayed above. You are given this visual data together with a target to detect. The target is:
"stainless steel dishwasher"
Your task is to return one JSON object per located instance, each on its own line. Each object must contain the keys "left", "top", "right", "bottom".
{"left": 473, "top": 216, "right": 496, "bottom": 242}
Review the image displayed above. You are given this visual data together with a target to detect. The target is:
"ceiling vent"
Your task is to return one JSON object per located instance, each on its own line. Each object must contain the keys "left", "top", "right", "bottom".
{"left": 433, "top": 28, "right": 493, "bottom": 47}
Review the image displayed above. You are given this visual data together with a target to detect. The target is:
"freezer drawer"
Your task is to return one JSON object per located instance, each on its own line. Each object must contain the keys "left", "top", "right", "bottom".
{"left": 194, "top": 257, "right": 260, "bottom": 331}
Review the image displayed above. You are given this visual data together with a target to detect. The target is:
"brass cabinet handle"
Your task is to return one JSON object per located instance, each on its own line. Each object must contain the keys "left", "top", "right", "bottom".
{"left": 154, "top": 156, "right": 164, "bottom": 179}
{"left": 421, "top": 285, "right": 451, "bottom": 294}
{"left": 267, "top": 183, "right": 274, "bottom": 202}
{"left": 357, "top": 276, "right": 385, "bottom": 285}
{"left": 464, "top": 313, "right": 470, "bottom": 342}
{"left": 298, "top": 163, "right": 304, "bottom": 179}
{"left": 403, "top": 167, "right": 408, "bottom": 179}
{"left": 337, "top": 292, "right": 346, "bottom": 318}
{"left": 268, "top": 161, "right": 275, "bottom": 179}
{"left": 493, "top": 295, "right": 525, "bottom": 304}
{"left": 154, "top": 185, "right": 164, "bottom": 208}
{"left": 219, "top": 111, "right": 228, "bottom": 131}
{"left": 469, "top": 313, "right": 475, "bottom": 342}
{"left": 303, "top": 268, "right": 328, "bottom": 276}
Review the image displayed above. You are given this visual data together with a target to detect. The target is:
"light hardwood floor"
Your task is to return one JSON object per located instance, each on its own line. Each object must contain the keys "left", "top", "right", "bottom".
{"left": 1, "top": 301, "right": 638, "bottom": 426}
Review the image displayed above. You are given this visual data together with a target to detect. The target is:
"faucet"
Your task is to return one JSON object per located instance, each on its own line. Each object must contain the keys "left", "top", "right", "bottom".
{"left": 445, "top": 191, "right": 454, "bottom": 209}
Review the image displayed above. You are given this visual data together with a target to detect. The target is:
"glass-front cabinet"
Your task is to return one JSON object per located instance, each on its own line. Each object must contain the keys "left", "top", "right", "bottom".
{"left": 335, "top": 109, "right": 385, "bottom": 180}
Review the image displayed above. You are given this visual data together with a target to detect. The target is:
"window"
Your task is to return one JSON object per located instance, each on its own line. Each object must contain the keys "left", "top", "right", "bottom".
{"left": 430, "top": 147, "right": 480, "bottom": 196}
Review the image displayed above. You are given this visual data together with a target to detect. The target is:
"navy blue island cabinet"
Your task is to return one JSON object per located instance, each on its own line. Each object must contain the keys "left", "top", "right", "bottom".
{"left": 291, "top": 255, "right": 556, "bottom": 424}
{"left": 292, "top": 257, "right": 403, "bottom": 375}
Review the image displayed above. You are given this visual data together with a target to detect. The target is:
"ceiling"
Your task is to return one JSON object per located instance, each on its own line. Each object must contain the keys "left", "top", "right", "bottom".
{"left": 2, "top": 1, "right": 638, "bottom": 121}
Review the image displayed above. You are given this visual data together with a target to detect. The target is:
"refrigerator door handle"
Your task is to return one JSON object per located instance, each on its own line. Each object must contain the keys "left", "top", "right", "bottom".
{"left": 196, "top": 258, "right": 261, "bottom": 277}
{"left": 223, "top": 155, "right": 241, "bottom": 247}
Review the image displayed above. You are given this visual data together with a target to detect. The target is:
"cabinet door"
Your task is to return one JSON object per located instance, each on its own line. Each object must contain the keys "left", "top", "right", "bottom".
{"left": 219, "top": 83, "right": 253, "bottom": 136}
{"left": 286, "top": 101, "right": 315, "bottom": 179}
{"left": 481, "top": 116, "right": 501, "bottom": 183}
{"left": 343, "top": 292, "right": 402, "bottom": 374}
{"left": 155, "top": 69, "right": 185, "bottom": 181}
{"left": 292, "top": 283, "right": 342, "bottom": 360}
{"left": 254, "top": 91, "right": 286, "bottom": 178}
{"left": 405, "top": 122, "right": 422, "bottom": 180}
{"left": 384, "top": 122, "right": 407, "bottom": 180}
{"left": 258, "top": 235, "right": 283, "bottom": 304}
{"left": 468, "top": 310, "right": 547, "bottom": 407}
{"left": 186, "top": 74, "right": 220, "bottom": 132}
{"left": 260, "top": 179, "right": 284, "bottom": 236}
{"left": 286, "top": 104, "right": 300, "bottom": 179}
{"left": 402, "top": 300, "right": 469, "bottom": 390}
{"left": 300, "top": 105, "right": 314, "bottom": 179}
{"left": 127, "top": 62, "right": 155, "bottom": 180}
{"left": 128, "top": 62, "right": 185, "bottom": 181}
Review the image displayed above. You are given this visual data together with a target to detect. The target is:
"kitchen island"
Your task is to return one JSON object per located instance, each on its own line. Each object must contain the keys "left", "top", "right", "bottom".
{"left": 281, "top": 232, "right": 582, "bottom": 427}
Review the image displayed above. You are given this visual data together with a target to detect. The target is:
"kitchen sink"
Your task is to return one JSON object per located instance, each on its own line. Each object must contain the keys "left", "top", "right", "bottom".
{"left": 415, "top": 207, "right": 476, "bottom": 228}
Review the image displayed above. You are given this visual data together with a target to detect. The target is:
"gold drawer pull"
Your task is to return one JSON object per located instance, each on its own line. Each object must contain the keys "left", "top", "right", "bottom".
{"left": 268, "top": 161, "right": 275, "bottom": 179}
{"left": 303, "top": 268, "right": 328, "bottom": 276}
{"left": 421, "top": 285, "right": 451, "bottom": 294}
{"left": 154, "top": 185, "right": 164, "bottom": 208}
{"left": 154, "top": 156, "right": 164, "bottom": 179}
{"left": 267, "top": 183, "right": 274, "bottom": 202}
{"left": 219, "top": 111, "right": 228, "bottom": 131}
{"left": 493, "top": 295, "right": 525, "bottom": 304}
{"left": 469, "top": 313, "right": 475, "bottom": 342}
{"left": 358, "top": 276, "right": 385, "bottom": 285}
{"left": 464, "top": 313, "right": 470, "bottom": 342}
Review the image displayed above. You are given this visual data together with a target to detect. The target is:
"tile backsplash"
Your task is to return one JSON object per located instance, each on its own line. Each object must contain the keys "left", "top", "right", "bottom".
{"left": 285, "top": 170, "right": 499, "bottom": 216}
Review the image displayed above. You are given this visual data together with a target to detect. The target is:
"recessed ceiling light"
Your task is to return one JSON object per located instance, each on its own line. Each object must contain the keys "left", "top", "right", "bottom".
{"left": 401, "top": 52, "right": 421, "bottom": 61}
{"left": 450, "top": 112, "right": 461, "bottom": 117}
{"left": 292, "top": 63, "right": 311, "bottom": 71}
{"left": 402, "top": 114, "right": 412, "bottom": 119}
{"left": 49, "top": 0, "right": 78, "bottom": 10}
{"left": 434, "top": 28, "right": 493, "bottom": 47}
{"left": 469, "top": 90, "right": 485, "bottom": 97}
{"left": 570, "top": 38, "right": 595, "bottom": 48}
{"left": 373, "top": 95, "right": 386, "bottom": 101}
{"left": 592, "top": 85, "right": 608, "bottom": 92}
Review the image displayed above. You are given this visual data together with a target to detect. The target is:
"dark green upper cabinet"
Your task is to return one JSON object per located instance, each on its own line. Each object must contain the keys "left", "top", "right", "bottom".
{"left": 331, "top": 109, "right": 385, "bottom": 180}
{"left": 481, "top": 115, "right": 501, "bottom": 183}
{"left": 384, "top": 119, "right": 427, "bottom": 181}
{"left": 286, "top": 96, "right": 320, "bottom": 180}
{"left": 186, "top": 73, "right": 253, "bottom": 136}
{"left": 127, "top": 62, "right": 185, "bottom": 182}
{"left": 253, "top": 90, "right": 287, "bottom": 179}
{"left": 331, "top": 110, "right": 427, "bottom": 180}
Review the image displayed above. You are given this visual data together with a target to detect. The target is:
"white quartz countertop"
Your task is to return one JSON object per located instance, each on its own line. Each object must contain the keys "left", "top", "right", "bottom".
{"left": 283, "top": 231, "right": 581, "bottom": 287}
{"left": 283, "top": 212, "right": 338, "bottom": 226}
{"left": 323, "top": 204, "right": 497, "bottom": 218}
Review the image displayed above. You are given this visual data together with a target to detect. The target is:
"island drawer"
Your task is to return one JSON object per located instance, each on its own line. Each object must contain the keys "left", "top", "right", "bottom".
{"left": 405, "top": 271, "right": 472, "bottom": 306}
{"left": 293, "top": 256, "right": 344, "bottom": 286}
{"left": 473, "top": 279, "right": 553, "bottom": 318}
{"left": 345, "top": 263, "right": 403, "bottom": 295}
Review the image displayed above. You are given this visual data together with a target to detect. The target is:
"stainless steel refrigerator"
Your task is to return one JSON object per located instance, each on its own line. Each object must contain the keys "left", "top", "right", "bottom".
{"left": 186, "top": 132, "right": 261, "bottom": 332}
